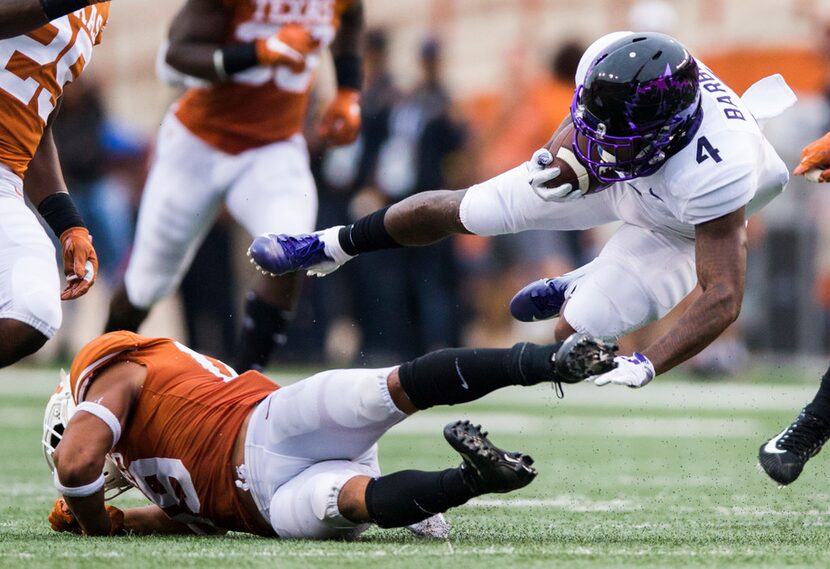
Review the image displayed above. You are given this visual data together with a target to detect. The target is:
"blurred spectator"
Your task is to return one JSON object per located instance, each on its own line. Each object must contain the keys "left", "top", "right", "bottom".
{"left": 352, "top": 36, "right": 466, "bottom": 362}
{"left": 53, "top": 78, "right": 135, "bottom": 282}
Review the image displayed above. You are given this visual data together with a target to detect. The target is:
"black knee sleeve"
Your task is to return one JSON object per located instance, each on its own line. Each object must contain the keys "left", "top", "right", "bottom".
{"left": 397, "top": 342, "right": 559, "bottom": 410}
{"left": 364, "top": 468, "right": 474, "bottom": 528}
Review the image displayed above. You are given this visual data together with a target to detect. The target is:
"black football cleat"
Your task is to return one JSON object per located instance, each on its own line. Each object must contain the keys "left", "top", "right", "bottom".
{"left": 758, "top": 409, "right": 830, "bottom": 486}
{"left": 553, "top": 333, "right": 618, "bottom": 384}
{"left": 444, "top": 420, "right": 537, "bottom": 494}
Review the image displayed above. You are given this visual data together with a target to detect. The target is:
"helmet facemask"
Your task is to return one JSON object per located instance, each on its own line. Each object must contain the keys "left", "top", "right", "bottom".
{"left": 571, "top": 85, "right": 702, "bottom": 183}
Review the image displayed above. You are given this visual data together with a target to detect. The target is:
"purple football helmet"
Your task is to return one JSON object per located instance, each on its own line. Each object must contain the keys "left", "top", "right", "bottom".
{"left": 571, "top": 32, "right": 703, "bottom": 183}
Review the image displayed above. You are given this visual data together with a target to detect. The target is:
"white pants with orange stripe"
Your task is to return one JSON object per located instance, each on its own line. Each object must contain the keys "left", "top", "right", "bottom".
{"left": 0, "top": 165, "right": 61, "bottom": 337}
{"left": 124, "top": 113, "right": 318, "bottom": 309}
{"left": 243, "top": 366, "right": 405, "bottom": 539}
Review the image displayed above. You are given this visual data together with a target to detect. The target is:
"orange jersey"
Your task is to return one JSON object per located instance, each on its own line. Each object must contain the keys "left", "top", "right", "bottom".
{"left": 0, "top": 5, "right": 108, "bottom": 178}
{"left": 69, "top": 331, "right": 278, "bottom": 535}
{"left": 174, "top": 0, "right": 353, "bottom": 154}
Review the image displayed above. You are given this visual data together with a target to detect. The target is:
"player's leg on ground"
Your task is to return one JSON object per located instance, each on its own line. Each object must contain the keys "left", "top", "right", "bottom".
{"left": 0, "top": 183, "right": 62, "bottom": 367}
{"left": 106, "top": 115, "right": 226, "bottom": 333}
{"left": 268, "top": 422, "right": 536, "bottom": 538}
{"left": 759, "top": 363, "right": 830, "bottom": 485}
{"left": 227, "top": 135, "right": 317, "bottom": 370}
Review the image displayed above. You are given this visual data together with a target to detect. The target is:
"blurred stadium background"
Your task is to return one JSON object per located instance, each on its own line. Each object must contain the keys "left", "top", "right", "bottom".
{"left": 28, "top": 0, "right": 830, "bottom": 374}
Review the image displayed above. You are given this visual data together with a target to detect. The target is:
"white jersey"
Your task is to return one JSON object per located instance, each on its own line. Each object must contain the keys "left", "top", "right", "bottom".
{"left": 458, "top": 32, "right": 795, "bottom": 339}
{"left": 575, "top": 32, "right": 792, "bottom": 239}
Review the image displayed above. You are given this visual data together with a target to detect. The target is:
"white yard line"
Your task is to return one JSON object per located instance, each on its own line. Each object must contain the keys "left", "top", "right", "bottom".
{"left": 392, "top": 412, "right": 762, "bottom": 437}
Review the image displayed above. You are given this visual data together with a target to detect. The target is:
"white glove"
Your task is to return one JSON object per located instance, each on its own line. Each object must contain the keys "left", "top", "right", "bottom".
{"left": 586, "top": 352, "right": 655, "bottom": 388}
{"left": 527, "top": 148, "right": 582, "bottom": 202}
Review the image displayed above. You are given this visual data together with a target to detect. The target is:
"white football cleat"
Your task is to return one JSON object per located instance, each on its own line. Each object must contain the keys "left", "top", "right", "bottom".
{"left": 406, "top": 513, "right": 450, "bottom": 540}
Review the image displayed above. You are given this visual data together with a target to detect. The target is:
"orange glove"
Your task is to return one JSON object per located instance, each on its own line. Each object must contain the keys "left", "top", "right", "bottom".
{"left": 59, "top": 227, "right": 98, "bottom": 301}
{"left": 255, "top": 23, "right": 319, "bottom": 72}
{"left": 318, "top": 88, "right": 361, "bottom": 146}
{"left": 48, "top": 498, "right": 125, "bottom": 536}
{"left": 48, "top": 498, "right": 81, "bottom": 534}
{"left": 793, "top": 132, "right": 830, "bottom": 182}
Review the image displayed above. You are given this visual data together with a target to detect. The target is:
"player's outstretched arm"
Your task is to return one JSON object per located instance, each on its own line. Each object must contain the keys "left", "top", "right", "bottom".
{"left": 318, "top": 0, "right": 363, "bottom": 145}
{"left": 26, "top": 111, "right": 98, "bottom": 300}
{"left": 50, "top": 361, "right": 141, "bottom": 536}
{"left": 165, "top": 0, "right": 318, "bottom": 83}
{"left": 0, "top": 0, "right": 105, "bottom": 39}
{"left": 122, "top": 505, "right": 208, "bottom": 535}
{"left": 590, "top": 207, "right": 747, "bottom": 388}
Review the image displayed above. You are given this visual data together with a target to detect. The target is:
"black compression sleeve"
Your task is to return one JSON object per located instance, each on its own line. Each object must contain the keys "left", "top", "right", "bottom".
{"left": 220, "top": 43, "right": 259, "bottom": 76}
{"left": 338, "top": 207, "right": 402, "bottom": 256}
{"left": 397, "top": 342, "right": 561, "bottom": 410}
{"left": 40, "top": 0, "right": 89, "bottom": 21}
{"left": 334, "top": 54, "right": 362, "bottom": 91}
{"left": 37, "top": 192, "right": 85, "bottom": 238}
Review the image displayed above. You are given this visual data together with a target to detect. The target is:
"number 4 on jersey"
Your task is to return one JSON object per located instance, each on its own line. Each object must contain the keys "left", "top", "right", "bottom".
{"left": 696, "top": 136, "right": 722, "bottom": 164}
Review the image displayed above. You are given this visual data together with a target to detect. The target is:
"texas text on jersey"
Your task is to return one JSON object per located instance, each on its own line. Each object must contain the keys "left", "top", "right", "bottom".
{"left": 69, "top": 331, "right": 279, "bottom": 535}
{"left": 0, "top": 4, "right": 108, "bottom": 178}
{"left": 174, "top": 0, "right": 354, "bottom": 154}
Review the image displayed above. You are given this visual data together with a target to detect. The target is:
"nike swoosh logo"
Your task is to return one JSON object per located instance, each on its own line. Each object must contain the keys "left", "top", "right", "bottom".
{"left": 503, "top": 454, "right": 522, "bottom": 464}
{"left": 455, "top": 358, "right": 469, "bottom": 390}
{"left": 763, "top": 431, "right": 788, "bottom": 455}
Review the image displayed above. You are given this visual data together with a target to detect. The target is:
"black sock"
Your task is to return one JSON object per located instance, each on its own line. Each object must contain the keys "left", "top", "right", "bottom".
{"left": 805, "top": 365, "right": 830, "bottom": 421}
{"left": 234, "top": 292, "right": 292, "bottom": 372}
{"left": 364, "top": 468, "right": 475, "bottom": 528}
{"left": 397, "top": 342, "right": 561, "bottom": 410}
{"left": 338, "top": 207, "right": 402, "bottom": 256}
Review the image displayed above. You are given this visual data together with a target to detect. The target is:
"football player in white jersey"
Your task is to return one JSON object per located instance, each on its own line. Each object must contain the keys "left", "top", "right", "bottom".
{"left": 758, "top": 134, "right": 830, "bottom": 486}
{"left": 248, "top": 31, "right": 796, "bottom": 388}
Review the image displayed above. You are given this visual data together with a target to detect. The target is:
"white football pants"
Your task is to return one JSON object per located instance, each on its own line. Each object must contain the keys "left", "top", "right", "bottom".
{"left": 124, "top": 114, "right": 318, "bottom": 309}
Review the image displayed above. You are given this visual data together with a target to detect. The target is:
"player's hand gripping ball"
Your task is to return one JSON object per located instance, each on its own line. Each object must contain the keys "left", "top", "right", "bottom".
{"left": 528, "top": 120, "right": 609, "bottom": 202}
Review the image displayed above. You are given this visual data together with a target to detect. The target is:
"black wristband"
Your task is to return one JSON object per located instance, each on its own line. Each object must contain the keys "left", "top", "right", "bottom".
{"left": 221, "top": 43, "right": 260, "bottom": 76}
{"left": 37, "top": 192, "right": 85, "bottom": 238}
{"left": 39, "top": 0, "right": 89, "bottom": 21}
{"left": 334, "top": 54, "right": 362, "bottom": 91}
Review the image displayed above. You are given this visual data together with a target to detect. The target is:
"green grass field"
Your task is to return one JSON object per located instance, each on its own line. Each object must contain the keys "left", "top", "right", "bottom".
{"left": 2, "top": 365, "right": 830, "bottom": 568}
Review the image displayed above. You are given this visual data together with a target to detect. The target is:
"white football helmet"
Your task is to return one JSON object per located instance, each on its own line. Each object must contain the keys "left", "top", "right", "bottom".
{"left": 42, "top": 370, "right": 133, "bottom": 501}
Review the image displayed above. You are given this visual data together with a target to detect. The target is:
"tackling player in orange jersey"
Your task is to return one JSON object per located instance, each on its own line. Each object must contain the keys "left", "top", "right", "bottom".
{"left": 43, "top": 331, "right": 615, "bottom": 538}
{"left": 0, "top": 4, "right": 104, "bottom": 368}
{"left": 104, "top": 0, "right": 364, "bottom": 372}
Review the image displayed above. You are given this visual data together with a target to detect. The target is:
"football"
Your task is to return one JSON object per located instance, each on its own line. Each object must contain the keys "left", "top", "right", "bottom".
{"left": 543, "top": 119, "right": 609, "bottom": 195}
